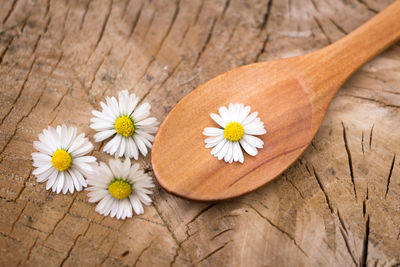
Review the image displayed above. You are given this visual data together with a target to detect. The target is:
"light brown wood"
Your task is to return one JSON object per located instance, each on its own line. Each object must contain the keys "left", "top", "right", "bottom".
{"left": 152, "top": 0, "right": 400, "bottom": 201}
{"left": 1, "top": 0, "right": 400, "bottom": 266}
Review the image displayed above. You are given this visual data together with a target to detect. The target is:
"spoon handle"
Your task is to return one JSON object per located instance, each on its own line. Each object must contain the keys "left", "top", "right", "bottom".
{"left": 302, "top": 0, "right": 400, "bottom": 123}
{"left": 324, "top": 0, "right": 400, "bottom": 76}
{"left": 291, "top": 0, "right": 400, "bottom": 132}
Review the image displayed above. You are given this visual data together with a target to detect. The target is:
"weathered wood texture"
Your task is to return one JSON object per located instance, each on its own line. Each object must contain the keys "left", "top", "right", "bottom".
{"left": 0, "top": 0, "right": 399, "bottom": 266}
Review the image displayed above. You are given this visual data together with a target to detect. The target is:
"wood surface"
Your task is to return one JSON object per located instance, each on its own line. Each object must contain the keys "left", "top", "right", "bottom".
{"left": 152, "top": 0, "right": 400, "bottom": 201}
{"left": 0, "top": 0, "right": 400, "bottom": 266}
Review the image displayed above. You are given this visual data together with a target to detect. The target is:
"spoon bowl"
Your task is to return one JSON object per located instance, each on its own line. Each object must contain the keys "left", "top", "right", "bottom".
{"left": 151, "top": 1, "right": 400, "bottom": 201}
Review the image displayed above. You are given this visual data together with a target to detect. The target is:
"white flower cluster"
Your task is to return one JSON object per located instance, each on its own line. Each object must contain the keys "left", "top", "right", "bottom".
{"left": 32, "top": 90, "right": 158, "bottom": 219}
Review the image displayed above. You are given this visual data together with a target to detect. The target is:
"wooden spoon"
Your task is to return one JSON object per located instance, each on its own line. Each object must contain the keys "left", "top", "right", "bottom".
{"left": 151, "top": 0, "right": 400, "bottom": 201}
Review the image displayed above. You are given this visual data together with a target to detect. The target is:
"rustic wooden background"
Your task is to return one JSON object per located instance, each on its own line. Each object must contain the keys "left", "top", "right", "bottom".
{"left": 1, "top": 0, "right": 400, "bottom": 266}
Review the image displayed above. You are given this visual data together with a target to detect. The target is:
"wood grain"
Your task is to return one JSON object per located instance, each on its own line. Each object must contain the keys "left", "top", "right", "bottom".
{"left": 152, "top": 0, "right": 400, "bottom": 201}
{"left": 0, "top": 0, "right": 399, "bottom": 266}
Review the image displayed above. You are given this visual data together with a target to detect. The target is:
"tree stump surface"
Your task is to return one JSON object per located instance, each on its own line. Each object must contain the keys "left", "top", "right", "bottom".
{"left": 0, "top": 0, "right": 399, "bottom": 266}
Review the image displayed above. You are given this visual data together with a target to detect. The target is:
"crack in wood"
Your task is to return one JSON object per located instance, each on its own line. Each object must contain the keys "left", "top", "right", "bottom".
{"left": 9, "top": 202, "right": 27, "bottom": 235}
{"left": 361, "top": 131, "right": 365, "bottom": 155}
{"left": 341, "top": 94, "right": 400, "bottom": 110}
{"left": 313, "top": 16, "right": 332, "bottom": 44}
{"left": 184, "top": 204, "right": 216, "bottom": 238}
{"left": 133, "top": 0, "right": 180, "bottom": 88}
{"left": 11, "top": 166, "right": 34, "bottom": 202}
{"left": 44, "top": 0, "right": 50, "bottom": 18}
{"left": 312, "top": 167, "right": 334, "bottom": 213}
{"left": 329, "top": 17, "right": 348, "bottom": 35}
{"left": 169, "top": 245, "right": 181, "bottom": 267}
{"left": 337, "top": 209, "right": 348, "bottom": 234}
{"left": 0, "top": 56, "right": 36, "bottom": 127}
{"left": 255, "top": 34, "right": 269, "bottom": 62}
{"left": 79, "top": 0, "right": 92, "bottom": 30}
{"left": 339, "top": 227, "right": 358, "bottom": 266}
{"left": 127, "top": 1, "right": 144, "bottom": 41}
{"left": 2, "top": 0, "right": 18, "bottom": 24}
{"left": 196, "top": 241, "right": 230, "bottom": 264}
{"left": 356, "top": 0, "right": 378, "bottom": 13}
{"left": 138, "top": 59, "right": 182, "bottom": 107}
{"left": 210, "top": 228, "right": 233, "bottom": 241}
{"left": 142, "top": 11, "right": 156, "bottom": 42}
{"left": 178, "top": 23, "right": 190, "bottom": 47}
{"left": 193, "top": 16, "right": 217, "bottom": 67}
{"left": 245, "top": 204, "right": 308, "bottom": 256}
{"left": 121, "top": 0, "right": 131, "bottom": 19}
{"left": 309, "top": 0, "right": 319, "bottom": 12}
{"left": 258, "top": 0, "right": 273, "bottom": 35}
{"left": 0, "top": 13, "right": 29, "bottom": 36}
{"left": 23, "top": 237, "right": 38, "bottom": 264}
{"left": 341, "top": 122, "right": 358, "bottom": 200}
{"left": 133, "top": 240, "right": 153, "bottom": 267}
{"left": 59, "top": 222, "right": 91, "bottom": 266}
{"left": 284, "top": 174, "right": 305, "bottom": 199}
{"left": 152, "top": 202, "right": 194, "bottom": 265}
{"left": 360, "top": 215, "right": 370, "bottom": 267}
{"left": 59, "top": 5, "right": 70, "bottom": 46}
{"left": 363, "top": 186, "right": 368, "bottom": 218}
{"left": 369, "top": 124, "right": 374, "bottom": 149}
{"left": 194, "top": 0, "right": 204, "bottom": 25}
{"left": 221, "top": 0, "right": 231, "bottom": 18}
{"left": 93, "top": 0, "right": 113, "bottom": 53}
{"left": 45, "top": 194, "right": 78, "bottom": 241}
{"left": 384, "top": 154, "right": 396, "bottom": 198}
{"left": 179, "top": 67, "right": 201, "bottom": 86}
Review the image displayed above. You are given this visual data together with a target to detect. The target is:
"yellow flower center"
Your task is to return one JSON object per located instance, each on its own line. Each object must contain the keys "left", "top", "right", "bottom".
{"left": 51, "top": 149, "right": 72, "bottom": 171}
{"left": 108, "top": 179, "right": 132, "bottom": 199}
{"left": 224, "top": 122, "right": 244, "bottom": 141}
{"left": 115, "top": 115, "right": 135, "bottom": 137}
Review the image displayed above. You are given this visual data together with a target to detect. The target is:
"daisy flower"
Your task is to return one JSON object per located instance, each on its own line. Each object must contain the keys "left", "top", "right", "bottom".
{"left": 86, "top": 158, "right": 155, "bottom": 219}
{"left": 31, "top": 125, "right": 96, "bottom": 194}
{"left": 90, "top": 90, "right": 159, "bottom": 159}
{"left": 203, "top": 103, "right": 266, "bottom": 164}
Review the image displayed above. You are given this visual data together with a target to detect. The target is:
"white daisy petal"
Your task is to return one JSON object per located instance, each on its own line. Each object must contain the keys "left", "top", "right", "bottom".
{"left": 218, "top": 106, "right": 230, "bottom": 124}
{"left": 135, "top": 130, "right": 155, "bottom": 142}
{"left": 33, "top": 141, "right": 53, "bottom": 155}
{"left": 136, "top": 117, "right": 157, "bottom": 126}
{"left": 32, "top": 163, "right": 52, "bottom": 176}
{"left": 244, "top": 127, "right": 267, "bottom": 135}
{"left": 240, "top": 139, "right": 258, "bottom": 156}
{"left": 127, "top": 93, "right": 139, "bottom": 115}
{"left": 233, "top": 141, "right": 241, "bottom": 162}
{"left": 203, "top": 127, "right": 224, "bottom": 136}
{"left": 238, "top": 105, "right": 251, "bottom": 123}
{"left": 86, "top": 159, "right": 154, "bottom": 219}
{"left": 205, "top": 135, "right": 225, "bottom": 144}
{"left": 133, "top": 135, "right": 148, "bottom": 156}
{"left": 225, "top": 142, "right": 235, "bottom": 163}
{"left": 243, "top": 134, "right": 264, "bottom": 148}
{"left": 203, "top": 103, "right": 266, "bottom": 163}
{"left": 210, "top": 113, "right": 226, "bottom": 128}
{"left": 43, "top": 168, "right": 58, "bottom": 184}
{"left": 241, "top": 111, "right": 259, "bottom": 126}
{"left": 211, "top": 138, "right": 226, "bottom": 155}
{"left": 130, "top": 195, "right": 144, "bottom": 215}
{"left": 118, "top": 90, "right": 129, "bottom": 114}
{"left": 133, "top": 103, "right": 151, "bottom": 121}
{"left": 46, "top": 171, "right": 59, "bottom": 190}
{"left": 56, "top": 171, "right": 64, "bottom": 194}
{"left": 128, "top": 138, "right": 139, "bottom": 160}
{"left": 217, "top": 139, "right": 230, "bottom": 160}
{"left": 31, "top": 125, "right": 96, "bottom": 194}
